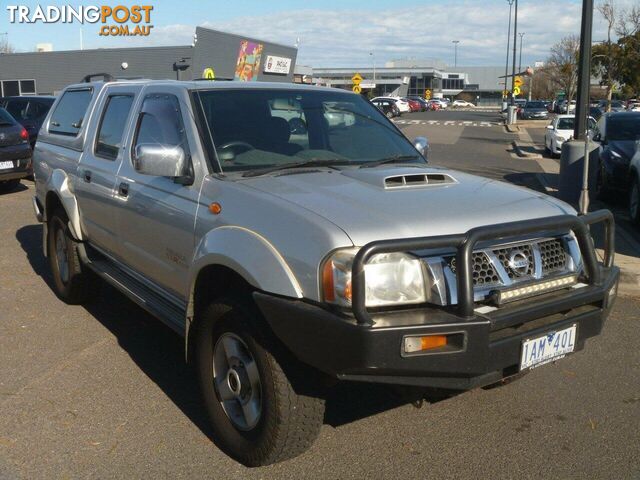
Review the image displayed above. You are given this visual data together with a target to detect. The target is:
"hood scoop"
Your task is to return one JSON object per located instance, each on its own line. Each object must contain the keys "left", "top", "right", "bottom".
{"left": 384, "top": 172, "right": 457, "bottom": 189}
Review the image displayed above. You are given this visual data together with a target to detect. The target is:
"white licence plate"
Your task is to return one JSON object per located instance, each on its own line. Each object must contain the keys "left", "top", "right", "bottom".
{"left": 520, "top": 325, "right": 577, "bottom": 370}
{"left": 0, "top": 161, "right": 14, "bottom": 170}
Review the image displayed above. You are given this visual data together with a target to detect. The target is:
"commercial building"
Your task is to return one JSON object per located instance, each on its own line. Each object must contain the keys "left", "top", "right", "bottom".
{"left": 0, "top": 27, "right": 298, "bottom": 95}
{"left": 313, "top": 60, "right": 507, "bottom": 105}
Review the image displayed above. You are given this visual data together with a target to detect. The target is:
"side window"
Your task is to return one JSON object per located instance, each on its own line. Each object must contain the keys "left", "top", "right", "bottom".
{"left": 5, "top": 99, "right": 29, "bottom": 122}
{"left": 49, "top": 89, "right": 93, "bottom": 136}
{"left": 95, "top": 95, "right": 134, "bottom": 160}
{"left": 133, "top": 94, "right": 188, "bottom": 154}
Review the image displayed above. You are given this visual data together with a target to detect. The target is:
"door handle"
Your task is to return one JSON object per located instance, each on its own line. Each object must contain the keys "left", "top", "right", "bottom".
{"left": 118, "top": 182, "right": 129, "bottom": 197}
{"left": 83, "top": 170, "right": 92, "bottom": 183}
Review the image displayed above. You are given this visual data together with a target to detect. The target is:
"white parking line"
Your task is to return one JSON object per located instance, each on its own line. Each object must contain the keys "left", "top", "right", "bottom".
{"left": 393, "top": 119, "right": 499, "bottom": 127}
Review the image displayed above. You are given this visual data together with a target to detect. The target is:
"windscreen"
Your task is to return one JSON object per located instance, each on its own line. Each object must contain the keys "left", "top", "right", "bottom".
{"left": 0, "top": 108, "right": 15, "bottom": 125}
{"left": 607, "top": 115, "right": 640, "bottom": 141}
{"left": 557, "top": 118, "right": 575, "bottom": 130}
{"left": 526, "top": 102, "right": 546, "bottom": 108}
{"left": 195, "top": 89, "right": 421, "bottom": 174}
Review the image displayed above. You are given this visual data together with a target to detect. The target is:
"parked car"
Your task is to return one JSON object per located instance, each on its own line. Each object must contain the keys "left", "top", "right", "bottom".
{"left": 406, "top": 96, "right": 429, "bottom": 111}
{"left": 597, "top": 99, "right": 626, "bottom": 113}
{"left": 557, "top": 100, "right": 576, "bottom": 114}
{"left": 0, "top": 107, "right": 32, "bottom": 192}
{"left": 590, "top": 106, "right": 604, "bottom": 121}
{"left": 544, "top": 115, "right": 597, "bottom": 157}
{"left": 371, "top": 96, "right": 410, "bottom": 113}
{"left": 33, "top": 77, "right": 619, "bottom": 466}
{"left": 0, "top": 96, "right": 55, "bottom": 148}
{"left": 594, "top": 111, "right": 640, "bottom": 199}
{"left": 428, "top": 98, "right": 447, "bottom": 109}
{"left": 628, "top": 143, "right": 640, "bottom": 224}
{"left": 452, "top": 99, "right": 475, "bottom": 108}
{"left": 371, "top": 98, "right": 400, "bottom": 118}
{"left": 405, "top": 97, "right": 422, "bottom": 112}
{"left": 520, "top": 101, "right": 549, "bottom": 120}
{"left": 628, "top": 102, "right": 640, "bottom": 112}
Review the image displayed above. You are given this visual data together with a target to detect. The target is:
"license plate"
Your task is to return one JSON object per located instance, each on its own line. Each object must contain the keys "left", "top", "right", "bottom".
{"left": 0, "top": 161, "right": 13, "bottom": 170}
{"left": 520, "top": 325, "right": 576, "bottom": 370}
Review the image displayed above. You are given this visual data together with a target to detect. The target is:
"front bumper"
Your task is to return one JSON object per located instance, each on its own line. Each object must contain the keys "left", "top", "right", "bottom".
{"left": 255, "top": 211, "right": 618, "bottom": 390}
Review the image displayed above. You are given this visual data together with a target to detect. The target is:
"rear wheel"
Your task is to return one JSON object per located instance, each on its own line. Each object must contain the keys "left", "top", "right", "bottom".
{"left": 47, "top": 209, "right": 97, "bottom": 304}
{"left": 0, "top": 179, "right": 20, "bottom": 193}
{"left": 195, "top": 299, "right": 325, "bottom": 467}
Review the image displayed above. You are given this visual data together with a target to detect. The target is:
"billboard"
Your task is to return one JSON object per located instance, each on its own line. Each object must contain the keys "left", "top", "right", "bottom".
{"left": 234, "top": 40, "right": 264, "bottom": 82}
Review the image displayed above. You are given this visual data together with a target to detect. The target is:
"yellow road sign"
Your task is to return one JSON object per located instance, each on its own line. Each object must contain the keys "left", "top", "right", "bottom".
{"left": 514, "top": 76, "right": 523, "bottom": 88}
{"left": 352, "top": 85, "right": 362, "bottom": 94}
{"left": 424, "top": 89, "right": 432, "bottom": 100}
{"left": 503, "top": 89, "right": 510, "bottom": 96}
{"left": 352, "top": 73, "right": 363, "bottom": 85}
{"left": 203, "top": 67, "right": 216, "bottom": 80}
{"left": 513, "top": 86, "right": 521, "bottom": 96}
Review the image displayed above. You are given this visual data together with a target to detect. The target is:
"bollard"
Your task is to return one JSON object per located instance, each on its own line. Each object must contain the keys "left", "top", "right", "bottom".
{"left": 558, "top": 139, "right": 600, "bottom": 206}
{"left": 507, "top": 106, "right": 518, "bottom": 125}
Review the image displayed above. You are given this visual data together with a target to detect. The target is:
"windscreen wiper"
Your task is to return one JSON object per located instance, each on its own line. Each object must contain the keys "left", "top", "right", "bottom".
{"left": 242, "top": 159, "right": 351, "bottom": 178}
{"left": 360, "top": 154, "right": 422, "bottom": 168}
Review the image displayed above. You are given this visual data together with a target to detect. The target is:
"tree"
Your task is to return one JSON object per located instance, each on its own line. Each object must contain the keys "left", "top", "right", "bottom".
{"left": 545, "top": 35, "right": 580, "bottom": 101}
{"left": 616, "top": 4, "right": 640, "bottom": 97}
{"left": 0, "top": 37, "right": 14, "bottom": 54}
{"left": 592, "top": 1, "right": 620, "bottom": 110}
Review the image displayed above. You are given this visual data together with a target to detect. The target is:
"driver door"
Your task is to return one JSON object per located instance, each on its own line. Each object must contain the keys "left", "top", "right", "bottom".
{"left": 114, "top": 91, "right": 201, "bottom": 298}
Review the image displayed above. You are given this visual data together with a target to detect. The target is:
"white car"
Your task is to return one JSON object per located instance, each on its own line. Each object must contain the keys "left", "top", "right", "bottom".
{"left": 544, "top": 114, "right": 596, "bottom": 157}
{"left": 452, "top": 100, "right": 475, "bottom": 108}
{"left": 371, "top": 96, "right": 410, "bottom": 113}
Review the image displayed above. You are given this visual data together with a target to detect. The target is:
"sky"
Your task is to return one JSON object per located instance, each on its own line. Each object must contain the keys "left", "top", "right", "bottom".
{"left": 0, "top": 0, "right": 635, "bottom": 67}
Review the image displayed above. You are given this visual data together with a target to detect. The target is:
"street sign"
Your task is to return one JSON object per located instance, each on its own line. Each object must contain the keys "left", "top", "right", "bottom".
{"left": 359, "top": 82, "right": 376, "bottom": 89}
{"left": 352, "top": 73, "right": 363, "bottom": 85}
{"left": 513, "top": 86, "right": 521, "bottom": 96}
{"left": 503, "top": 89, "right": 510, "bottom": 96}
{"left": 352, "top": 85, "right": 362, "bottom": 94}
{"left": 514, "top": 76, "right": 523, "bottom": 88}
{"left": 203, "top": 67, "right": 216, "bottom": 80}
{"left": 424, "top": 89, "right": 432, "bottom": 100}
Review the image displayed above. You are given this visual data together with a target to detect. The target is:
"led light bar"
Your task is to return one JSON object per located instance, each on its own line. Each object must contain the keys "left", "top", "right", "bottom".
{"left": 496, "top": 275, "right": 578, "bottom": 305}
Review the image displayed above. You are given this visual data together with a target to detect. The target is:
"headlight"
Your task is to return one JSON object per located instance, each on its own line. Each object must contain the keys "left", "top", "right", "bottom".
{"left": 322, "top": 248, "right": 427, "bottom": 307}
{"left": 610, "top": 150, "right": 623, "bottom": 160}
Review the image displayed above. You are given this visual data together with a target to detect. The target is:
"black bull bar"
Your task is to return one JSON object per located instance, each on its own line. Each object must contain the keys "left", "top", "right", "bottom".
{"left": 351, "top": 210, "right": 615, "bottom": 325}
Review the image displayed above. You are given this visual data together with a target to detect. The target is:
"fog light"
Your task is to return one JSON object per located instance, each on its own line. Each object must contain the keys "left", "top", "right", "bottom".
{"left": 404, "top": 335, "right": 447, "bottom": 353}
{"left": 496, "top": 275, "right": 577, "bottom": 305}
{"left": 605, "top": 281, "right": 618, "bottom": 309}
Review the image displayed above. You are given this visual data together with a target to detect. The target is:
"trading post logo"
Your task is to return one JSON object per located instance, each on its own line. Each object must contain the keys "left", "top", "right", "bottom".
{"left": 6, "top": 4, "right": 154, "bottom": 37}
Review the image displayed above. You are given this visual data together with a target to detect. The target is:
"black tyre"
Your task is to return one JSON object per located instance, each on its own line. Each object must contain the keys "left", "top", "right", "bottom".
{"left": 385, "top": 110, "right": 393, "bottom": 119}
{"left": 47, "top": 209, "right": 97, "bottom": 304}
{"left": 0, "top": 179, "right": 20, "bottom": 193}
{"left": 195, "top": 299, "right": 325, "bottom": 467}
{"left": 629, "top": 177, "right": 640, "bottom": 225}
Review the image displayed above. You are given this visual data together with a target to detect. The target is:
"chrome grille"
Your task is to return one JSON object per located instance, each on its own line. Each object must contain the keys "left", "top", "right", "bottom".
{"left": 449, "top": 253, "right": 500, "bottom": 286}
{"left": 494, "top": 244, "right": 535, "bottom": 279}
{"left": 539, "top": 239, "right": 567, "bottom": 275}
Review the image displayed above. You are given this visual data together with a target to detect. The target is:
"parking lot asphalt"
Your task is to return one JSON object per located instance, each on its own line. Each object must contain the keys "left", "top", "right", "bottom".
{"left": 1, "top": 118, "right": 639, "bottom": 479}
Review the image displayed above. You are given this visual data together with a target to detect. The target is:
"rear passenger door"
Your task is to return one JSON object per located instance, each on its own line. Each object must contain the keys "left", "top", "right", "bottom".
{"left": 74, "top": 87, "right": 137, "bottom": 255}
{"left": 114, "top": 90, "right": 203, "bottom": 298}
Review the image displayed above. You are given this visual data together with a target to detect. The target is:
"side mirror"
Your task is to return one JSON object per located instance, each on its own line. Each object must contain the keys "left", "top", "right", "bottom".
{"left": 546, "top": 125, "right": 554, "bottom": 130}
{"left": 134, "top": 144, "right": 187, "bottom": 178}
{"left": 413, "top": 136, "right": 429, "bottom": 158}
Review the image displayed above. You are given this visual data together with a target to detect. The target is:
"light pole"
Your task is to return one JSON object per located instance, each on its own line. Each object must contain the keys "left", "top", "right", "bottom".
{"left": 369, "top": 52, "right": 376, "bottom": 82}
{"left": 518, "top": 32, "right": 525, "bottom": 73}
{"left": 504, "top": 0, "right": 515, "bottom": 100}
{"left": 452, "top": 40, "right": 460, "bottom": 68}
{"left": 511, "top": 0, "right": 519, "bottom": 105}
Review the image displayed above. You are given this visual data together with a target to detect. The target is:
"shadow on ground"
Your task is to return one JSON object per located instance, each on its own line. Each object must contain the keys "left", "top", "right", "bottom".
{"left": 14, "top": 224, "right": 447, "bottom": 444}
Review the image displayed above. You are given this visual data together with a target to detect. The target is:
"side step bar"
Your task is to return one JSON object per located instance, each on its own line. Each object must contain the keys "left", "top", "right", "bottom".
{"left": 82, "top": 246, "right": 186, "bottom": 336}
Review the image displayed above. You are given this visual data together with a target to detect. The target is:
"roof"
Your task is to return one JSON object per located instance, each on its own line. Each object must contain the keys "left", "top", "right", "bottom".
{"left": 66, "top": 79, "right": 345, "bottom": 94}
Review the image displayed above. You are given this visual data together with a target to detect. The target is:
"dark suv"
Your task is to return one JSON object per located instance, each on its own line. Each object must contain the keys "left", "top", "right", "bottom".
{"left": 0, "top": 96, "right": 55, "bottom": 148}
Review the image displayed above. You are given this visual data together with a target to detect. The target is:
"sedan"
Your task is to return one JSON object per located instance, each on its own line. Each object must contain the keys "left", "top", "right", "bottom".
{"left": 371, "top": 99, "right": 400, "bottom": 118}
{"left": 628, "top": 144, "right": 640, "bottom": 225}
{"left": 520, "top": 101, "right": 549, "bottom": 120}
{"left": 372, "top": 96, "right": 411, "bottom": 113}
{"left": 0, "top": 107, "right": 32, "bottom": 193}
{"left": 594, "top": 112, "right": 640, "bottom": 200}
{"left": 405, "top": 98, "right": 422, "bottom": 112}
{"left": 544, "top": 115, "right": 597, "bottom": 158}
{"left": 406, "top": 96, "right": 429, "bottom": 111}
{"left": 452, "top": 99, "right": 475, "bottom": 108}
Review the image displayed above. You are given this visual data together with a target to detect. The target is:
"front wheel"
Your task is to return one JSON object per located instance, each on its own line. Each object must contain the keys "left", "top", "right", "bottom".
{"left": 195, "top": 299, "right": 325, "bottom": 467}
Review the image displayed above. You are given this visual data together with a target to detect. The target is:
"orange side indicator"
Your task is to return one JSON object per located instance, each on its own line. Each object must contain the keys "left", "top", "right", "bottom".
{"left": 404, "top": 335, "right": 448, "bottom": 354}
{"left": 209, "top": 202, "right": 222, "bottom": 215}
